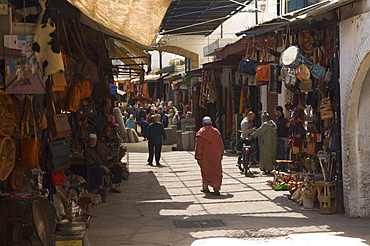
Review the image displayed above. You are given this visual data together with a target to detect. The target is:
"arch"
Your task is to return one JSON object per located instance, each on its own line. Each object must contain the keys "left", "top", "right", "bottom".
{"left": 156, "top": 45, "right": 199, "bottom": 69}
{"left": 344, "top": 35, "right": 370, "bottom": 218}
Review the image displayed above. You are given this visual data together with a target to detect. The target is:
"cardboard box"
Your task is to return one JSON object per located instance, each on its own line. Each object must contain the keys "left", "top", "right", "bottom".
{"left": 53, "top": 231, "right": 89, "bottom": 246}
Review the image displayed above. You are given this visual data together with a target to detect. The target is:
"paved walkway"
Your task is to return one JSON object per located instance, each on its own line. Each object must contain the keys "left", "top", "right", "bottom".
{"left": 87, "top": 141, "right": 370, "bottom": 246}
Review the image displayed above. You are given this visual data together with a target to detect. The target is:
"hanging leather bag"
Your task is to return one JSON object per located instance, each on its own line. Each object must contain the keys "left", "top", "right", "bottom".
{"left": 47, "top": 139, "right": 71, "bottom": 171}
{"left": 20, "top": 95, "right": 39, "bottom": 169}
{"left": 78, "top": 80, "right": 92, "bottom": 99}
{"left": 255, "top": 64, "right": 270, "bottom": 86}
{"left": 76, "top": 98, "right": 97, "bottom": 118}
{"left": 52, "top": 72, "right": 67, "bottom": 92}
{"left": 65, "top": 83, "right": 81, "bottom": 112}
{"left": 52, "top": 96, "right": 71, "bottom": 139}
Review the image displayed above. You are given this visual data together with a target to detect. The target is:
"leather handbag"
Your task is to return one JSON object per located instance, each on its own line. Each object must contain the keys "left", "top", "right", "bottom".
{"left": 76, "top": 99, "right": 97, "bottom": 118}
{"left": 238, "top": 59, "right": 259, "bottom": 75}
{"left": 47, "top": 139, "right": 71, "bottom": 171}
{"left": 52, "top": 72, "right": 67, "bottom": 92}
{"left": 36, "top": 110, "right": 48, "bottom": 130}
{"left": 65, "top": 83, "right": 81, "bottom": 112}
{"left": 255, "top": 64, "right": 270, "bottom": 86}
{"left": 20, "top": 95, "right": 39, "bottom": 169}
{"left": 51, "top": 96, "right": 71, "bottom": 139}
{"left": 78, "top": 80, "right": 92, "bottom": 99}
{"left": 52, "top": 113, "right": 71, "bottom": 139}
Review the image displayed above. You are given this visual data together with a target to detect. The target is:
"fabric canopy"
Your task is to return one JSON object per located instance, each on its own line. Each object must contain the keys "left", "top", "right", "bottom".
{"left": 67, "top": 0, "right": 172, "bottom": 47}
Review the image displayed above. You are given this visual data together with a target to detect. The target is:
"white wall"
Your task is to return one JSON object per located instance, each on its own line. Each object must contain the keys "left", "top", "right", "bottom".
{"left": 339, "top": 3, "right": 370, "bottom": 218}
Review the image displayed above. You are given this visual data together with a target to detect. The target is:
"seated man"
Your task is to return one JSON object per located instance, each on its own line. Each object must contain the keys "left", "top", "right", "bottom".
{"left": 83, "top": 133, "right": 122, "bottom": 203}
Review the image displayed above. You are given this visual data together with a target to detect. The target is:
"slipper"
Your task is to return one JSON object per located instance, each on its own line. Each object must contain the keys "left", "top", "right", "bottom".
{"left": 201, "top": 189, "right": 211, "bottom": 193}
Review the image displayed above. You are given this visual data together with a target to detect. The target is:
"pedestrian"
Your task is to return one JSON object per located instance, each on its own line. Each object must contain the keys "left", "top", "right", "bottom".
{"left": 126, "top": 114, "right": 135, "bottom": 129}
{"left": 240, "top": 111, "right": 256, "bottom": 139}
{"left": 195, "top": 116, "right": 224, "bottom": 195}
{"left": 274, "top": 106, "right": 288, "bottom": 160}
{"left": 147, "top": 115, "right": 167, "bottom": 166}
{"left": 252, "top": 112, "right": 277, "bottom": 174}
{"left": 139, "top": 118, "right": 149, "bottom": 140}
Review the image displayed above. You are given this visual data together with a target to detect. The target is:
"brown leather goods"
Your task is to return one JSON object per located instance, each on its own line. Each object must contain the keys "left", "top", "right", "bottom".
{"left": 65, "top": 83, "right": 81, "bottom": 112}
{"left": 255, "top": 64, "right": 270, "bottom": 86}
{"left": 52, "top": 72, "right": 67, "bottom": 92}
{"left": 20, "top": 95, "right": 39, "bottom": 169}
{"left": 36, "top": 110, "right": 48, "bottom": 130}
{"left": 0, "top": 137, "right": 16, "bottom": 181}
{"left": 76, "top": 99, "right": 97, "bottom": 118}
{"left": 52, "top": 113, "right": 71, "bottom": 139}
{"left": 78, "top": 80, "right": 92, "bottom": 99}
{"left": 306, "top": 142, "right": 316, "bottom": 155}
{"left": 51, "top": 96, "right": 71, "bottom": 139}
{"left": 0, "top": 90, "right": 16, "bottom": 137}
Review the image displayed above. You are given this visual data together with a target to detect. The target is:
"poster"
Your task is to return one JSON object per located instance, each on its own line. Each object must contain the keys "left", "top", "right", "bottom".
{"left": 4, "top": 35, "right": 45, "bottom": 94}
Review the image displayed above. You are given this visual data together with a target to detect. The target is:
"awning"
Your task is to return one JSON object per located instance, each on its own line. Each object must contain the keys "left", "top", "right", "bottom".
{"left": 236, "top": 0, "right": 356, "bottom": 38}
{"left": 203, "top": 57, "right": 240, "bottom": 69}
{"left": 160, "top": 0, "right": 252, "bottom": 35}
{"left": 67, "top": 0, "right": 172, "bottom": 47}
{"left": 106, "top": 38, "right": 143, "bottom": 75}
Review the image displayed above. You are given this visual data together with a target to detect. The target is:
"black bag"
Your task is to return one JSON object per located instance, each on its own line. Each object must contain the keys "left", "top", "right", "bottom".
{"left": 48, "top": 139, "right": 71, "bottom": 171}
{"left": 76, "top": 99, "right": 97, "bottom": 118}
{"left": 238, "top": 59, "right": 259, "bottom": 75}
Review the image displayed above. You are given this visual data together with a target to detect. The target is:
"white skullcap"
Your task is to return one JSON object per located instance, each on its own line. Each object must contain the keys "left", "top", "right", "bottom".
{"left": 202, "top": 116, "right": 212, "bottom": 124}
{"left": 89, "top": 133, "right": 97, "bottom": 139}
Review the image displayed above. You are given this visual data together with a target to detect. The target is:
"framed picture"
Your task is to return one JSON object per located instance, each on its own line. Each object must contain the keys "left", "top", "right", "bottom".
{"left": 4, "top": 35, "right": 45, "bottom": 94}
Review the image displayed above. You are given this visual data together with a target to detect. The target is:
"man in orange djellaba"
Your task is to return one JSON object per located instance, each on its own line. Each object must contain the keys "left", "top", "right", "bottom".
{"left": 194, "top": 116, "right": 224, "bottom": 195}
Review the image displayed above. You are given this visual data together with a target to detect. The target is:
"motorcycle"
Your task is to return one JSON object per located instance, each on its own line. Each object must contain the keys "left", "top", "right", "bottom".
{"left": 236, "top": 131, "right": 257, "bottom": 176}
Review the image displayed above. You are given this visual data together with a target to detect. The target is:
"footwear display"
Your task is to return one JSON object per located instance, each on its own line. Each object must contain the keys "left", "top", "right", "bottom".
{"left": 109, "top": 188, "right": 121, "bottom": 193}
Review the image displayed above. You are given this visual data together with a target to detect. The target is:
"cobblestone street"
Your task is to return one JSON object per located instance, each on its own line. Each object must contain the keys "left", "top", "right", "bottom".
{"left": 87, "top": 142, "right": 370, "bottom": 245}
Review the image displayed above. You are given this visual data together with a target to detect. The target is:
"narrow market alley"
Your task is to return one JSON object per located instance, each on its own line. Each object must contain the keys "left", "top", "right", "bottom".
{"left": 87, "top": 142, "right": 370, "bottom": 246}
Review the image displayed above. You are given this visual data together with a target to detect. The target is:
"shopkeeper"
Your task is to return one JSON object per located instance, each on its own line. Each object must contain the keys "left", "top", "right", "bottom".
{"left": 83, "top": 134, "right": 122, "bottom": 201}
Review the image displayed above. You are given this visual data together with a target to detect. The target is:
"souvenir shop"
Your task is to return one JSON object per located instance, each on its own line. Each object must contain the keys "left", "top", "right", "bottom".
{"left": 0, "top": 1, "right": 138, "bottom": 244}
{"left": 235, "top": 14, "right": 341, "bottom": 213}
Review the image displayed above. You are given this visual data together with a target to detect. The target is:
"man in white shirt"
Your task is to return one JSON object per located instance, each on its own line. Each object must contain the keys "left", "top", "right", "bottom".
{"left": 240, "top": 111, "right": 256, "bottom": 139}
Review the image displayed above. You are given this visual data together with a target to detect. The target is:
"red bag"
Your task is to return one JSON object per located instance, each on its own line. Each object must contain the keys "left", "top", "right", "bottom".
{"left": 255, "top": 64, "right": 270, "bottom": 86}
{"left": 52, "top": 170, "right": 66, "bottom": 186}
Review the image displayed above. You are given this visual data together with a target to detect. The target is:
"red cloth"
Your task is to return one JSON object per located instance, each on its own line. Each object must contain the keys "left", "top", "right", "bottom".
{"left": 195, "top": 125, "right": 224, "bottom": 189}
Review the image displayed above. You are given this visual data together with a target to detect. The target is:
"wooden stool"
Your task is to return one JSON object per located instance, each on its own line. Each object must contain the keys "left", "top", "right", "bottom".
{"left": 315, "top": 181, "right": 337, "bottom": 214}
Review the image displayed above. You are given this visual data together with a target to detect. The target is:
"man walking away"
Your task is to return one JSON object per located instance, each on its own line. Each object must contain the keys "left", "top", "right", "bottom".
{"left": 147, "top": 115, "right": 166, "bottom": 167}
{"left": 252, "top": 112, "right": 277, "bottom": 174}
{"left": 195, "top": 116, "right": 224, "bottom": 195}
